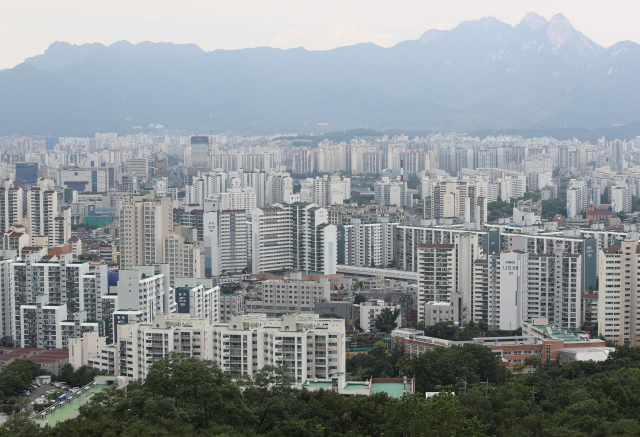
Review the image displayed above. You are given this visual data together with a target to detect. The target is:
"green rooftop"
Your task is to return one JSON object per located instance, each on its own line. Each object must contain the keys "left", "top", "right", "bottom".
{"left": 369, "top": 381, "right": 408, "bottom": 398}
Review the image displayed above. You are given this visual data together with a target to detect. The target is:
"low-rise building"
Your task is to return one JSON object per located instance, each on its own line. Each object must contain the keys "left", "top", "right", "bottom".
{"left": 261, "top": 271, "right": 331, "bottom": 314}
{"left": 358, "top": 300, "right": 399, "bottom": 332}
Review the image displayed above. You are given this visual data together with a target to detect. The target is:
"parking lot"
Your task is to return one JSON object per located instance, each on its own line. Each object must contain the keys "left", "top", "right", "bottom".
{"left": 24, "top": 382, "right": 80, "bottom": 409}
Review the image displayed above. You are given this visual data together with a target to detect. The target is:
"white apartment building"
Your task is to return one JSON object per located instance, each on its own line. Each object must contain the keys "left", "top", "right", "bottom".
{"left": 528, "top": 172, "right": 553, "bottom": 191}
{"left": 261, "top": 272, "right": 331, "bottom": 314}
{"left": 343, "top": 218, "right": 397, "bottom": 268}
{"left": 597, "top": 239, "right": 640, "bottom": 346}
{"left": 416, "top": 233, "right": 479, "bottom": 326}
{"left": 163, "top": 225, "right": 204, "bottom": 287}
{"left": 566, "top": 179, "right": 588, "bottom": 218}
{"left": 252, "top": 203, "right": 337, "bottom": 275}
{"left": 312, "top": 174, "right": 351, "bottom": 207}
{"left": 0, "top": 256, "right": 15, "bottom": 342}
{"left": 213, "top": 313, "right": 345, "bottom": 381}
{"left": 26, "top": 178, "right": 57, "bottom": 246}
{"left": 267, "top": 172, "right": 294, "bottom": 205}
{"left": 203, "top": 209, "right": 249, "bottom": 277}
{"left": 0, "top": 179, "right": 24, "bottom": 232}
{"left": 71, "top": 313, "right": 346, "bottom": 384}
{"left": 374, "top": 177, "right": 412, "bottom": 207}
{"left": 290, "top": 203, "right": 337, "bottom": 275}
{"left": 174, "top": 278, "right": 220, "bottom": 325}
{"left": 252, "top": 205, "right": 293, "bottom": 274}
{"left": 487, "top": 251, "right": 528, "bottom": 331}
{"left": 423, "top": 180, "right": 487, "bottom": 224}
{"left": 610, "top": 184, "right": 632, "bottom": 213}
{"left": 115, "top": 265, "right": 175, "bottom": 324}
{"left": 218, "top": 184, "right": 256, "bottom": 214}
{"left": 119, "top": 190, "right": 173, "bottom": 269}
{"left": 20, "top": 294, "right": 68, "bottom": 349}
{"left": 526, "top": 249, "right": 582, "bottom": 330}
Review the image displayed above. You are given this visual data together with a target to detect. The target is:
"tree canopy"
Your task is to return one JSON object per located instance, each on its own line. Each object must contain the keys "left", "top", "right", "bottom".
{"left": 373, "top": 307, "right": 400, "bottom": 333}
{"left": 7, "top": 345, "right": 640, "bottom": 436}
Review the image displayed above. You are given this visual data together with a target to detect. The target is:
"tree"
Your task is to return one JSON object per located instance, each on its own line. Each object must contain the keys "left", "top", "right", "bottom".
{"left": 398, "top": 343, "right": 511, "bottom": 393}
{"left": 46, "top": 390, "right": 63, "bottom": 402}
{"left": 353, "top": 293, "right": 366, "bottom": 305}
{"left": 373, "top": 307, "right": 400, "bottom": 333}
{"left": 144, "top": 353, "right": 255, "bottom": 429}
{"left": 0, "top": 412, "right": 41, "bottom": 437}
{"left": 383, "top": 391, "right": 488, "bottom": 437}
{"left": 0, "top": 359, "right": 44, "bottom": 399}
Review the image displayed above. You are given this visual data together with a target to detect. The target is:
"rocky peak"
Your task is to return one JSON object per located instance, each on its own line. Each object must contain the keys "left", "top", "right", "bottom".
{"left": 520, "top": 12, "right": 547, "bottom": 30}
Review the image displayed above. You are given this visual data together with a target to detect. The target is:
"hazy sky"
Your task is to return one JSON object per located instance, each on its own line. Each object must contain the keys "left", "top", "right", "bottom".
{"left": 1, "top": 0, "right": 639, "bottom": 70}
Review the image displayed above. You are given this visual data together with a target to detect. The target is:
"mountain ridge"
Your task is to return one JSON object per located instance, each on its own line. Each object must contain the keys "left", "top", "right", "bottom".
{"left": 4, "top": 12, "right": 640, "bottom": 137}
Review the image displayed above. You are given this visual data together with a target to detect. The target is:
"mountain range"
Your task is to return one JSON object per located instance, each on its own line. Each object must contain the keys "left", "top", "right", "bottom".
{"left": 2, "top": 12, "right": 640, "bottom": 138}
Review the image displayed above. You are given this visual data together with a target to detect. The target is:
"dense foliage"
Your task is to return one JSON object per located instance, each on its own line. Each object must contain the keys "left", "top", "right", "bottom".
{"left": 373, "top": 307, "right": 400, "bottom": 333}
{"left": 0, "top": 359, "right": 45, "bottom": 401}
{"left": 53, "top": 364, "right": 108, "bottom": 388}
{"left": 7, "top": 346, "right": 640, "bottom": 436}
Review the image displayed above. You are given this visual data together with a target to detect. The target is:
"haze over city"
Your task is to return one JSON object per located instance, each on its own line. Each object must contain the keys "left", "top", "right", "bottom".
{"left": 2, "top": 1, "right": 640, "bottom": 436}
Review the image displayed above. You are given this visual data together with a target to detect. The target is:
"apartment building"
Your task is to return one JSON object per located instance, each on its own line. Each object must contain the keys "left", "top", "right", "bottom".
{"left": 218, "top": 183, "right": 256, "bottom": 214}
{"left": 261, "top": 272, "right": 331, "bottom": 314}
{"left": 251, "top": 205, "right": 292, "bottom": 274}
{"left": 417, "top": 233, "right": 479, "bottom": 326}
{"left": 52, "top": 208, "right": 71, "bottom": 247}
{"left": 582, "top": 293, "right": 598, "bottom": 330}
{"left": 203, "top": 209, "right": 249, "bottom": 277}
{"left": 472, "top": 259, "right": 489, "bottom": 324}
{"left": 423, "top": 180, "right": 487, "bottom": 224}
{"left": 212, "top": 314, "right": 345, "bottom": 381}
{"left": 374, "top": 177, "right": 412, "bottom": 207}
{"left": 417, "top": 244, "right": 455, "bottom": 324}
{"left": 163, "top": 225, "right": 204, "bottom": 287}
{"left": 597, "top": 239, "right": 640, "bottom": 346}
{"left": 290, "top": 203, "right": 337, "bottom": 275}
{"left": 566, "top": 179, "right": 588, "bottom": 218}
{"left": 487, "top": 251, "right": 528, "bottom": 331}
{"left": 119, "top": 190, "right": 173, "bottom": 269}
{"left": 252, "top": 203, "right": 337, "bottom": 275}
{"left": 71, "top": 313, "right": 346, "bottom": 384}
{"left": 26, "top": 178, "right": 58, "bottom": 246}
{"left": 0, "top": 179, "right": 24, "bottom": 232}
{"left": 0, "top": 256, "right": 14, "bottom": 342}
{"left": 526, "top": 252, "right": 582, "bottom": 330}
{"left": 174, "top": 278, "right": 220, "bottom": 325}
{"left": 116, "top": 265, "right": 174, "bottom": 324}
{"left": 0, "top": 229, "right": 29, "bottom": 256}
{"left": 610, "top": 183, "right": 632, "bottom": 213}
{"left": 219, "top": 294, "right": 243, "bottom": 323}
{"left": 342, "top": 218, "right": 397, "bottom": 268}
{"left": 20, "top": 295, "right": 69, "bottom": 349}
{"left": 312, "top": 174, "right": 351, "bottom": 207}
{"left": 267, "top": 172, "right": 294, "bottom": 205}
